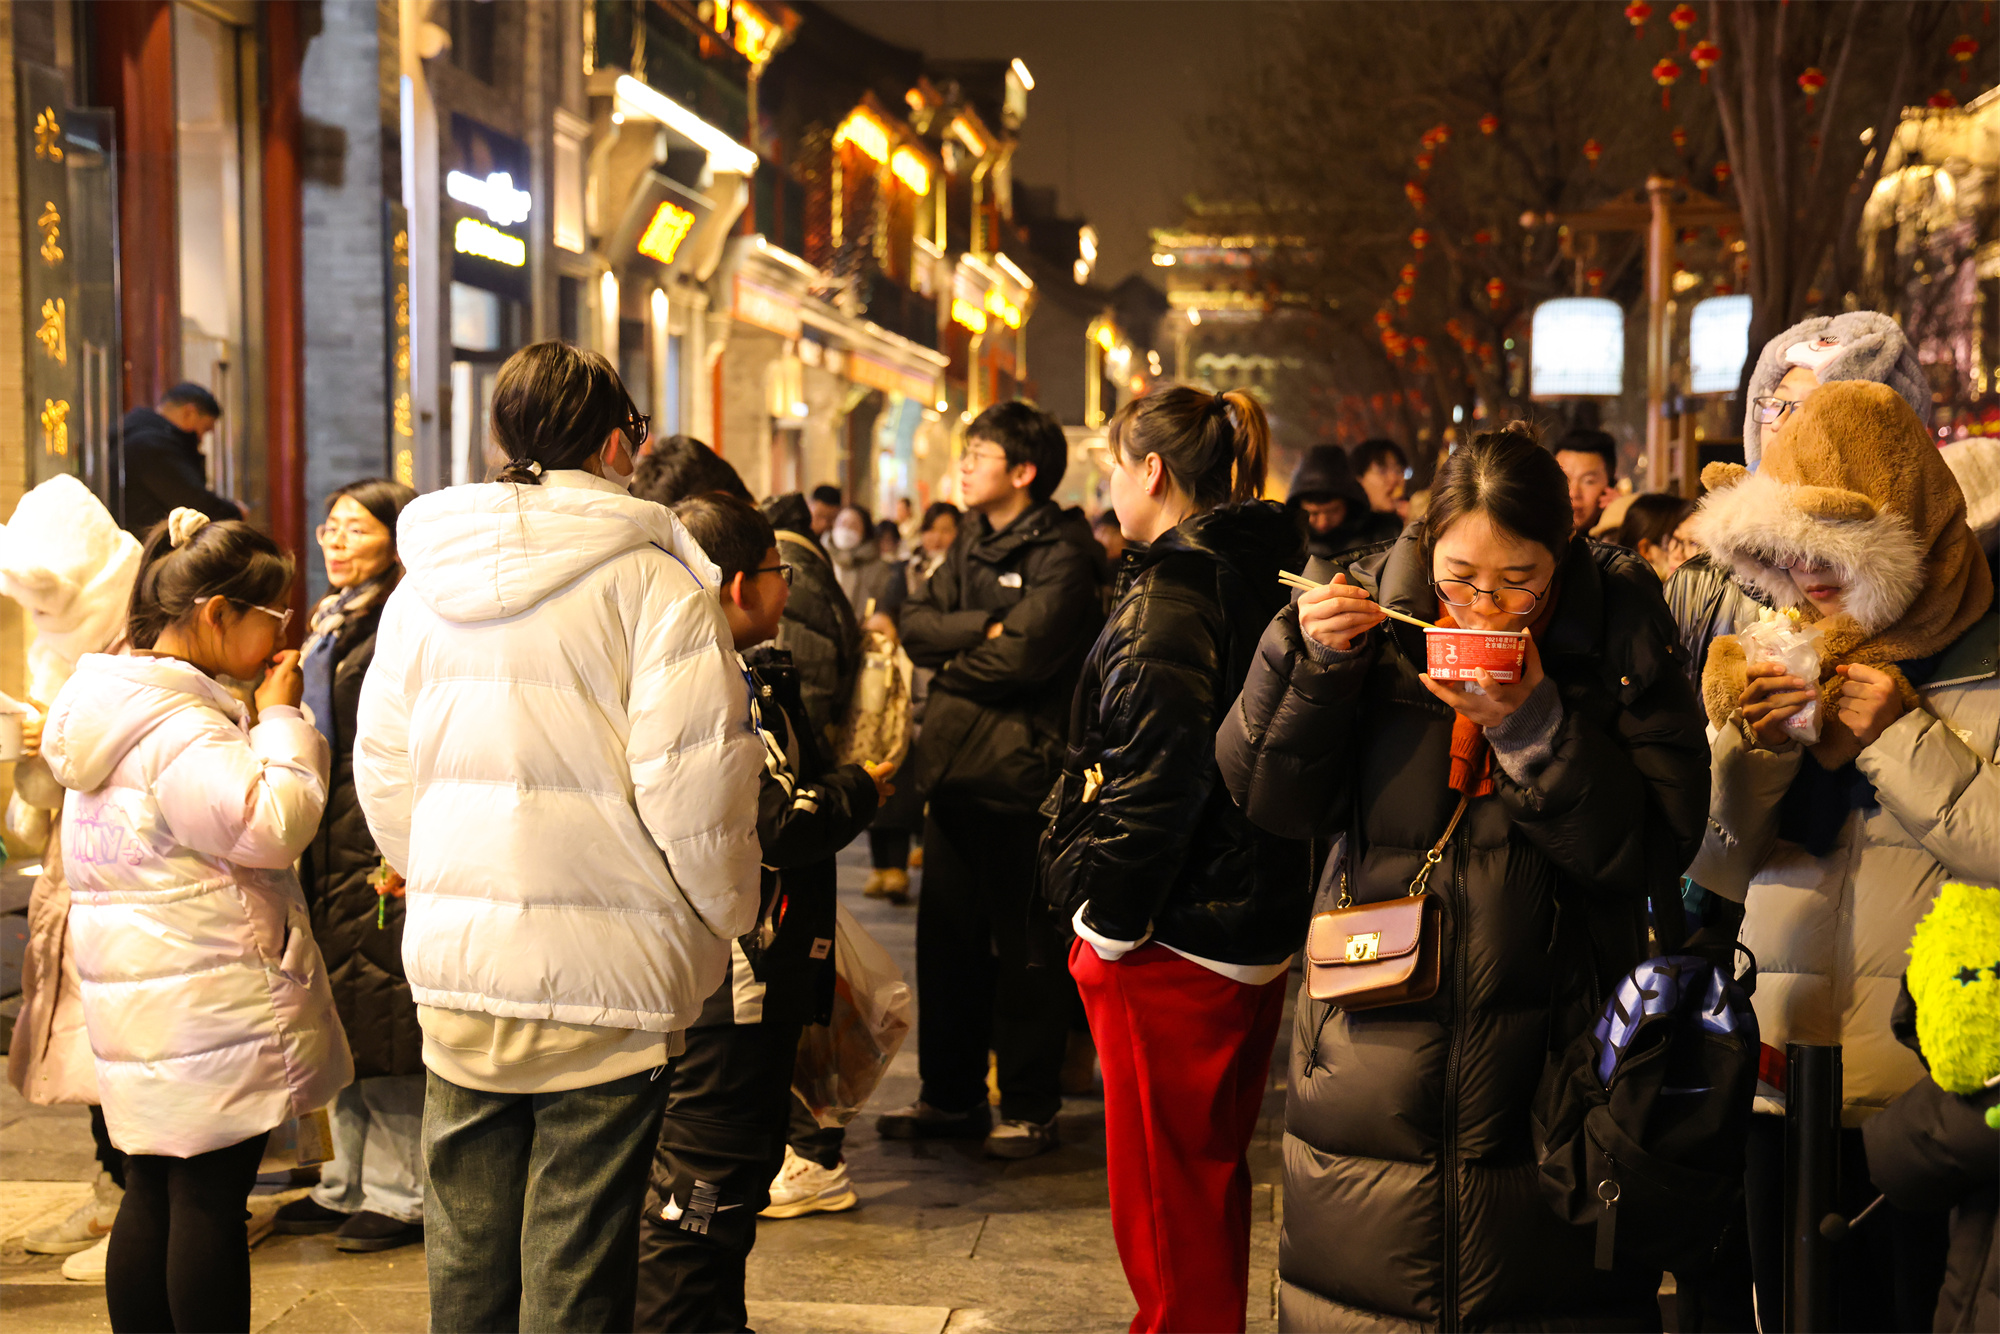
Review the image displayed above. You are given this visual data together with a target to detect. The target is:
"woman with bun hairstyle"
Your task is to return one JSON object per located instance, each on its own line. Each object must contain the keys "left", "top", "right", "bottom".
{"left": 1215, "top": 425, "right": 1709, "bottom": 1331}
{"left": 42, "top": 508, "right": 352, "bottom": 1332}
{"left": 353, "top": 342, "right": 763, "bottom": 1330}
{"left": 273, "top": 478, "right": 425, "bottom": 1253}
{"left": 1041, "top": 386, "right": 1308, "bottom": 1333}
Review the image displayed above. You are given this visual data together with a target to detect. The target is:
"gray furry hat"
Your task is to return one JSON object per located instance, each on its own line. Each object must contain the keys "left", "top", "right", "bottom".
{"left": 1742, "top": 312, "right": 1931, "bottom": 470}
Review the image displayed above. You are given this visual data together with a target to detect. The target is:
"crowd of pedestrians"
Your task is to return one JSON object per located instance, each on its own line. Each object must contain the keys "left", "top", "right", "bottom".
{"left": 1, "top": 303, "right": 1995, "bottom": 1334}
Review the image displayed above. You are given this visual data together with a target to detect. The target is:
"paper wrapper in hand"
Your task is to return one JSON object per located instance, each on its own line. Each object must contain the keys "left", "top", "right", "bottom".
{"left": 793, "top": 904, "right": 913, "bottom": 1128}
{"left": 1736, "top": 610, "right": 1827, "bottom": 744}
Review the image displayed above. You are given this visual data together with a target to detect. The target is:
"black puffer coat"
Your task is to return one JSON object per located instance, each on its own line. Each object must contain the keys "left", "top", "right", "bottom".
{"left": 761, "top": 493, "right": 861, "bottom": 753}
{"left": 1041, "top": 502, "right": 1310, "bottom": 962}
{"left": 1216, "top": 532, "right": 1710, "bottom": 1332}
{"left": 902, "top": 499, "right": 1106, "bottom": 815}
{"left": 1662, "top": 549, "right": 1768, "bottom": 688}
{"left": 300, "top": 590, "right": 421, "bottom": 1079}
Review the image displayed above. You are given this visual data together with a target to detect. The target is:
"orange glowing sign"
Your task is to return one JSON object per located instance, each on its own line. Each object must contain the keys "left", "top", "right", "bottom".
{"left": 637, "top": 200, "right": 697, "bottom": 265}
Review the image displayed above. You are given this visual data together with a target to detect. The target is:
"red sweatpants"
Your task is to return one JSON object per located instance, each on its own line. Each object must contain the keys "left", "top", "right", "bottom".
{"left": 1070, "top": 939, "right": 1287, "bottom": 1334}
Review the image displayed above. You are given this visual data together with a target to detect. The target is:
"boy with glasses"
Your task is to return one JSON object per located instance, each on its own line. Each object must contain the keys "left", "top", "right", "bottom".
{"left": 886, "top": 402, "right": 1106, "bottom": 1160}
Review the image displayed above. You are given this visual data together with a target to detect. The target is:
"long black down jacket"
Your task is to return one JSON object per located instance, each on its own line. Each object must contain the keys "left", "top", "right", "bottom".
{"left": 1040, "top": 501, "right": 1311, "bottom": 962}
{"left": 761, "top": 493, "right": 862, "bottom": 753}
{"left": 902, "top": 499, "right": 1106, "bottom": 815}
{"left": 300, "top": 591, "right": 421, "bottom": 1079}
{"left": 1216, "top": 531, "right": 1710, "bottom": 1332}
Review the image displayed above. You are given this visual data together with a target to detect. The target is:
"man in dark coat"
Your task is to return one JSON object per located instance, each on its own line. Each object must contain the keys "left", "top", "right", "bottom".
{"left": 117, "top": 382, "right": 240, "bottom": 536}
{"left": 1286, "top": 443, "right": 1401, "bottom": 562}
{"left": 885, "top": 401, "right": 1106, "bottom": 1160}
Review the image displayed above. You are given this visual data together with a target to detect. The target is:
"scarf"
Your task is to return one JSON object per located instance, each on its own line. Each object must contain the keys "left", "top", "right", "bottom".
{"left": 300, "top": 579, "right": 388, "bottom": 743}
{"left": 1438, "top": 576, "right": 1563, "bottom": 797}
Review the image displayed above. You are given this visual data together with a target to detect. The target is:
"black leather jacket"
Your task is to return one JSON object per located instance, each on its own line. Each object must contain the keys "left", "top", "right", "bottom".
{"left": 1040, "top": 502, "right": 1311, "bottom": 964}
{"left": 902, "top": 499, "right": 1106, "bottom": 814}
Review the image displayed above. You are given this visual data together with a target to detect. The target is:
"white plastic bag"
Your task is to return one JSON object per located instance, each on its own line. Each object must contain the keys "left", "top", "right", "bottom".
{"left": 793, "top": 903, "right": 913, "bottom": 1128}
{"left": 1737, "top": 609, "right": 1827, "bottom": 744}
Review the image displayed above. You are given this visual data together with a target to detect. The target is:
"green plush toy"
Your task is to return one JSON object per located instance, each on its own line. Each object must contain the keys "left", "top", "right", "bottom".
{"left": 1906, "top": 882, "right": 2000, "bottom": 1126}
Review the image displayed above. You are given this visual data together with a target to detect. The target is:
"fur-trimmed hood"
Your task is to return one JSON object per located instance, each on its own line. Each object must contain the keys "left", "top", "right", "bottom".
{"left": 1693, "top": 381, "right": 1993, "bottom": 727}
{"left": 1742, "top": 312, "right": 1930, "bottom": 469}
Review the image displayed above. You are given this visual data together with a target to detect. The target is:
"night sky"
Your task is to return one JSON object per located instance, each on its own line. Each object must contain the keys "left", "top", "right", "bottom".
{"left": 824, "top": 1, "right": 1259, "bottom": 287}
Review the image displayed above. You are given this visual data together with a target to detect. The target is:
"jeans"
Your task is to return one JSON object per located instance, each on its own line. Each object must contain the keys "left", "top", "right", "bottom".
{"left": 423, "top": 1067, "right": 672, "bottom": 1333}
{"left": 915, "top": 800, "right": 1074, "bottom": 1124}
{"left": 107, "top": 1131, "right": 270, "bottom": 1333}
{"left": 634, "top": 1019, "right": 803, "bottom": 1333}
{"left": 311, "top": 1074, "right": 426, "bottom": 1223}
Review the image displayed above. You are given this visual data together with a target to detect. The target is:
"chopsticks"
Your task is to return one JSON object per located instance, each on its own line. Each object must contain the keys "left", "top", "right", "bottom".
{"left": 1278, "top": 570, "right": 1437, "bottom": 630}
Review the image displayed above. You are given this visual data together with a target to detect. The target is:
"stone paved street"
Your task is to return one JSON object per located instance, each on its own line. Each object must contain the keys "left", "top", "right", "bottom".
{"left": 1, "top": 839, "right": 1291, "bottom": 1333}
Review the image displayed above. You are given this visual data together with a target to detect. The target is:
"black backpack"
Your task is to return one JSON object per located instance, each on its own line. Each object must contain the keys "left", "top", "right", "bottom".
{"left": 1531, "top": 950, "right": 1760, "bottom": 1273}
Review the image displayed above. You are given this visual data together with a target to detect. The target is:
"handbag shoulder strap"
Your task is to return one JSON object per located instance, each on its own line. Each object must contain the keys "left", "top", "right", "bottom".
{"left": 1406, "top": 793, "right": 1471, "bottom": 899}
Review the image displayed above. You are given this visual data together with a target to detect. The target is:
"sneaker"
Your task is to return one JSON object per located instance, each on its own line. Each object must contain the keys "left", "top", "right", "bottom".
{"left": 273, "top": 1195, "right": 351, "bottom": 1235}
{"left": 759, "top": 1147, "right": 859, "bottom": 1219}
{"left": 333, "top": 1210, "right": 423, "bottom": 1253}
{"left": 863, "top": 867, "right": 910, "bottom": 904}
{"left": 60, "top": 1236, "right": 110, "bottom": 1283}
{"left": 984, "top": 1116, "right": 1059, "bottom": 1160}
{"left": 875, "top": 1100, "right": 992, "bottom": 1141}
{"left": 25, "top": 1171, "right": 121, "bottom": 1255}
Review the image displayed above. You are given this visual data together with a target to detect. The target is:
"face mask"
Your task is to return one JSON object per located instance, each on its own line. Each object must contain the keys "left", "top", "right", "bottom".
{"left": 831, "top": 524, "right": 863, "bottom": 551}
{"left": 603, "top": 441, "right": 636, "bottom": 491}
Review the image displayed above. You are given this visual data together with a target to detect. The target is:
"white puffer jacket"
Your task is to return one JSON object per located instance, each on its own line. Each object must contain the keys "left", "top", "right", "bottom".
{"left": 354, "top": 471, "right": 763, "bottom": 1034}
{"left": 43, "top": 654, "right": 353, "bottom": 1157}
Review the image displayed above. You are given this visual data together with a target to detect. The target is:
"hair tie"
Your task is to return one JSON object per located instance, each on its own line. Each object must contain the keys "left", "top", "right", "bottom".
{"left": 527, "top": 460, "right": 543, "bottom": 476}
{"left": 1209, "top": 393, "right": 1231, "bottom": 420}
{"left": 167, "top": 508, "right": 212, "bottom": 549}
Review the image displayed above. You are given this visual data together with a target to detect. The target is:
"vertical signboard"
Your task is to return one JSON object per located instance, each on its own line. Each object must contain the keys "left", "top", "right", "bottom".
{"left": 385, "top": 200, "right": 415, "bottom": 487}
{"left": 20, "top": 63, "right": 78, "bottom": 486}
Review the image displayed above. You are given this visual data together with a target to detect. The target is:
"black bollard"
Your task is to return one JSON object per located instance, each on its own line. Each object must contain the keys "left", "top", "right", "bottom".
{"left": 1783, "top": 1044, "right": 1841, "bottom": 1332}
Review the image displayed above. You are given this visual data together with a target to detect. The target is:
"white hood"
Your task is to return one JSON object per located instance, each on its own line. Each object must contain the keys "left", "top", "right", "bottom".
{"left": 0, "top": 475, "right": 142, "bottom": 700}
{"left": 45, "top": 654, "right": 245, "bottom": 794}
{"left": 394, "top": 472, "right": 720, "bottom": 623}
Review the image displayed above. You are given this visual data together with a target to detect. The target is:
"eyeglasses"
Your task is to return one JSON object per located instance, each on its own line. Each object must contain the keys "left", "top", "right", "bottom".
{"left": 1666, "top": 534, "right": 1700, "bottom": 558}
{"left": 315, "top": 521, "right": 381, "bottom": 545}
{"left": 753, "top": 562, "right": 794, "bottom": 587}
{"left": 1433, "top": 578, "right": 1547, "bottom": 617}
{"left": 622, "top": 411, "right": 652, "bottom": 452}
{"left": 1751, "top": 396, "right": 1803, "bottom": 425}
{"left": 233, "top": 601, "right": 295, "bottom": 634}
{"left": 959, "top": 446, "right": 1010, "bottom": 471}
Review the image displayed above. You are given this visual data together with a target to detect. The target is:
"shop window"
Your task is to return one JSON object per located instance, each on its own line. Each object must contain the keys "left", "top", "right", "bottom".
{"left": 553, "top": 130, "right": 585, "bottom": 253}
{"left": 451, "top": 282, "right": 504, "bottom": 352}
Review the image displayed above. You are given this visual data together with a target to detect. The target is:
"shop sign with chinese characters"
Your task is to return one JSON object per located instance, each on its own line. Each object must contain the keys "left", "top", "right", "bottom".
{"left": 385, "top": 200, "right": 415, "bottom": 487}
{"left": 19, "top": 63, "right": 77, "bottom": 482}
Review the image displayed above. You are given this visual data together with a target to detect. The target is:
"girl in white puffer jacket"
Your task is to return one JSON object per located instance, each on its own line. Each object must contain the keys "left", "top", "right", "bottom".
{"left": 44, "top": 508, "right": 353, "bottom": 1334}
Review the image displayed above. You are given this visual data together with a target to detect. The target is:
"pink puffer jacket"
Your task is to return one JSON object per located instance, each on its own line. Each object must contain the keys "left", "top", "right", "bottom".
{"left": 43, "top": 653, "right": 353, "bottom": 1157}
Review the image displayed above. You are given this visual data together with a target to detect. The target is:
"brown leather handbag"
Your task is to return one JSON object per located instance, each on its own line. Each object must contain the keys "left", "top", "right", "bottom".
{"left": 1303, "top": 795, "right": 1468, "bottom": 1010}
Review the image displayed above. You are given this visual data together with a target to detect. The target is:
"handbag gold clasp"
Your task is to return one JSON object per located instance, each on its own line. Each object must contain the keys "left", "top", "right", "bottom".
{"left": 1345, "top": 932, "right": 1380, "bottom": 962}
{"left": 1407, "top": 846, "right": 1444, "bottom": 898}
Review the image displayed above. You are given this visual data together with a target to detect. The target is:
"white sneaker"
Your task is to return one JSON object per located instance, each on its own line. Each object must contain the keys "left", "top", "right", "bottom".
{"left": 759, "top": 1146, "right": 859, "bottom": 1219}
{"left": 61, "top": 1236, "right": 110, "bottom": 1283}
{"left": 26, "top": 1171, "right": 122, "bottom": 1255}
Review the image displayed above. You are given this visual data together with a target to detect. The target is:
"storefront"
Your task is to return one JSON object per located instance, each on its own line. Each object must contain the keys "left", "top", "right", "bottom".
{"left": 444, "top": 114, "right": 532, "bottom": 486}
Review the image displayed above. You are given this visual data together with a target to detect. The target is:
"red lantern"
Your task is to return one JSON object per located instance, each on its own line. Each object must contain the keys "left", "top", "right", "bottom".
{"left": 1949, "top": 33, "right": 1979, "bottom": 81}
{"left": 1410, "top": 227, "right": 1431, "bottom": 250}
{"left": 1416, "top": 152, "right": 1434, "bottom": 173}
{"left": 1679, "top": 227, "right": 1698, "bottom": 245}
{"left": 1713, "top": 160, "right": 1732, "bottom": 185}
{"left": 1410, "top": 336, "right": 1429, "bottom": 353}
{"left": 1624, "top": 1, "right": 1652, "bottom": 37}
{"left": 1472, "top": 228, "right": 1493, "bottom": 247}
{"left": 1371, "top": 394, "right": 1386, "bottom": 414}
{"left": 1929, "top": 88, "right": 1960, "bottom": 110}
{"left": 1669, "top": 3, "right": 1697, "bottom": 47}
{"left": 1393, "top": 284, "right": 1413, "bottom": 307}
{"left": 1400, "top": 262, "right": 1419, "bottom": 285}
{"left": 1485, "top": 277, "right": 1506, "bottom": 308}
{"left": 1584, "top": 267, "right": 1606, "bottom": 292}
{"left": 1478, "top": 341, "right": 1495, "bottom": 363}
{"left": 1671, "top": 124, "right": 1688, "bottom": 151}
{"left": 1583, "top": 138, "right": 1604, "bottom": 168}
{"left": 1429, "top": 122, "right": 1450, "bottom": 146}
{"left": 1690, "top": 38, "right": 1720, "bottom": 82}
{"left": 1798, "top": 66, "right": 1826, "bottom": 111}
{"left": 1653, "top": 56, "right": 1682, "bottom": 109}
{"left": 1406, "top": 181, "right": 1428, "bottom": 210}
{"left": 1479, "top": 112, "right": 1500, "bottom": 136}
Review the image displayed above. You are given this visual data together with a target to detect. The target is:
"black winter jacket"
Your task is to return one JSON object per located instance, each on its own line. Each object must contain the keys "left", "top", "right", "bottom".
{"left": 118, "top": 407, "right": 239, "bottom": 537}
{"left": 1863, "top": 985, "right": 2000, "bottom": 1334}
{"left": 760, "top": 493, "right": 861, "bottom": 753}
{"left": 299, "top": 591, "right": 422, "bottom": 1079}
{"left": 1662, "top": 549, "right": 1769, "bottom": 688}
{"left": 1040, "top": 502, "right": 1310, "bottom": 963}
{"left": 1216, "top": 532, "right": 1710, "bottom": 1332}
{"left": 902, "top": 500, "right": 1106, "bottom": 814}
{"left": 692, "top": 650, "right": 880, "bottom": 1029}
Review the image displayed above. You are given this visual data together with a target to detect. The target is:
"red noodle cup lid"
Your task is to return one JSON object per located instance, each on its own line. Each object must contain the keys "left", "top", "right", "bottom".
{"left": 1425, "top": 627, "right": 1527, "bottom": 682}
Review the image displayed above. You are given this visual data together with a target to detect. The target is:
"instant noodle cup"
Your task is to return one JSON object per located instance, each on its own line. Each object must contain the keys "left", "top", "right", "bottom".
{"left": 1424, "top": 627, "right": 1528, "bottom": 683}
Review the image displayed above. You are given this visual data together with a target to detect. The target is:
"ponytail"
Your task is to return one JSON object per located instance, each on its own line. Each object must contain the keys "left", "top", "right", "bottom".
{"left": 488, "top": 341, "right": 638, "bottom": 485}
{"left": 127, "top": 510, "right": 293, "bottom": 649}
{"left": 1106, "top": 385, "right": 1270, "bottom": 510}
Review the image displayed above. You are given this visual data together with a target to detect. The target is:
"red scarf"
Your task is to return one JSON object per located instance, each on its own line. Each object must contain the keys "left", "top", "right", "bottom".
{"left": 1436, "top": 580, "right": 1562, "bottom": 797}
